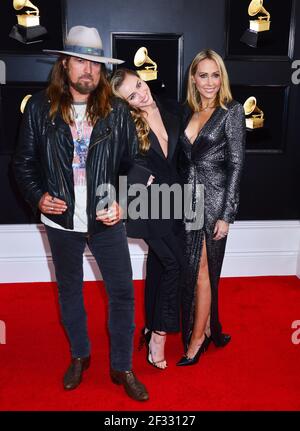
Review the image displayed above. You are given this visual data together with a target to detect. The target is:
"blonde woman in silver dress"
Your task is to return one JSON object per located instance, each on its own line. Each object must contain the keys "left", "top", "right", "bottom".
{"left": 177, "top": 49, "right": 246, "bottom": 366}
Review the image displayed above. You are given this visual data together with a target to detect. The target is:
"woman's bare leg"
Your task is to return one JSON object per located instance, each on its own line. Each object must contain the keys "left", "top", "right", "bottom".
{"left": 186, "top": 239, "right": 211, "bottom": 358}
{"left": 149, "top": 330, "right": 167, "bottom": 369}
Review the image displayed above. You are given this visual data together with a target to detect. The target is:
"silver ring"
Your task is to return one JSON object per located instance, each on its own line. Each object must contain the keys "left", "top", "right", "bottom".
{"left": 50, "top": 207, "right": 54, "bottom": 211}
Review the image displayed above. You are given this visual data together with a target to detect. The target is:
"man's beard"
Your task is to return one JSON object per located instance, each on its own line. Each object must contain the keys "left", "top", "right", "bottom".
{"left": 69, "top": 77, "right": 98, "bottom": 95}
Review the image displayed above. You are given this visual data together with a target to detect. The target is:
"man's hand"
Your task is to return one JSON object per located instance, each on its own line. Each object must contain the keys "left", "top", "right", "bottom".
{"left": 38, "top": 192, "right": 67, "bottom": 215}
{"left": 96, "top": 200, "right": 123, "bottom": 226}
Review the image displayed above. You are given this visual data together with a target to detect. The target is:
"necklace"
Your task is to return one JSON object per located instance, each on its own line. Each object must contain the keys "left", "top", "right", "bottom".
{"left": 73, "top": 105, "right": 87, "bottom": 142}
{"left": 75, "top": 118, "right": 84, "bottom": 142}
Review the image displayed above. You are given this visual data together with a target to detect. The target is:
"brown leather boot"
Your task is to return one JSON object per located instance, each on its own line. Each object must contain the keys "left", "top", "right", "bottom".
{"left": 63, "top": 356, "right": 91, "bottom": 390}
{"left": 110, "top": 369, "right": 149, "bottom": 401}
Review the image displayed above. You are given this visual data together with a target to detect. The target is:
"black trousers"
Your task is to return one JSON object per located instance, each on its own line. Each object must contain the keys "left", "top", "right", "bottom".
{"left": 45, "top": 222, "right": 135, "bottom": 371}
{"left": 145, "top": 231, "right": 184, "bottom": 333}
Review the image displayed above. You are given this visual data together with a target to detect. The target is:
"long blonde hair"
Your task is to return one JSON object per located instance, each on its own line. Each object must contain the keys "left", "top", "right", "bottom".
{"left": 187, "top": 49, "right": 232, "bottom": 112}
{"left": 110, "top": 68, "right": 150, "bottom": 153}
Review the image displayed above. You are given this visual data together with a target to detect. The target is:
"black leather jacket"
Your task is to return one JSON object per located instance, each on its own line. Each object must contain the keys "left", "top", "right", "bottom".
{"left": 13, "top": 90, "right": 139, "bottom": 234}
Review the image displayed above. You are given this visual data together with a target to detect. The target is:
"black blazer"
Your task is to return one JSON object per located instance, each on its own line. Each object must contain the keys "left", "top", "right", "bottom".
{"left": 125, "top": 97, "right": 183, "bottom": 239}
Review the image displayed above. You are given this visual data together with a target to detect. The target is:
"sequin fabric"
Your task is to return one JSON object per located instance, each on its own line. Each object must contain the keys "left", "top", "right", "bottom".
{"left": 179, "top": 101, "right": 246, "bottom": 348}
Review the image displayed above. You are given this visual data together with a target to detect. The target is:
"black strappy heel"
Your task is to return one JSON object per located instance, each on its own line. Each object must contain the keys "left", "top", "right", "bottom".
{"left": 139, "top": 328, "right": 167, "bottom": 369}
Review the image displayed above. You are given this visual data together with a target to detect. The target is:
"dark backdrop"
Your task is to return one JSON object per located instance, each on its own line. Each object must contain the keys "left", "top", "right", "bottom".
{"left": 0, "top": 0, "right": 299, "bottom": 223}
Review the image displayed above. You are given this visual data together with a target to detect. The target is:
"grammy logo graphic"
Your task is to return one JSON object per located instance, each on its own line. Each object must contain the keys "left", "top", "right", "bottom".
{"left": 134, "top": 47, "right": 158, "bottom": 81}
{"left": 20, "top": 94, "right": 32, "bottom": 113}
{"left": 240, "top": 0, "right": 271, "bottom": 48}
{"left": 243, "top": 97, "right": 265, "bottom": 129}
{"left": 9, "top": 0, "right": 47, "bottom": 44}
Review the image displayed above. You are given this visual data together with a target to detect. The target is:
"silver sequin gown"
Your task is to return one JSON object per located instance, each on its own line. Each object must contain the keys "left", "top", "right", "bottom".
{"left": 179, "top": 100, "right": 246, "bottom": 348}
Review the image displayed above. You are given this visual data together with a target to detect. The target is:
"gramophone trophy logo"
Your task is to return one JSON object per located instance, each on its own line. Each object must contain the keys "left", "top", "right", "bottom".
{"left": 20, "top": 94, "right": 32, "bottom": 114}
{"left": 240, "top": 0, "right": 271, "bottom": 48}
{"left": 243, "top": 96, "right": 265, "bottom": 130}
{"left": 134, "top": 47, "right": 158, "bottom": 81}
{"left": 9, "top": 0, "right": 47, "bottom": 44}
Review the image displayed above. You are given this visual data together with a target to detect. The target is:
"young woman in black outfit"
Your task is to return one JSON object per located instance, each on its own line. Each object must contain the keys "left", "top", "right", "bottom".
{"left": 111, "top": 69, "right": 184, "bottom": 370}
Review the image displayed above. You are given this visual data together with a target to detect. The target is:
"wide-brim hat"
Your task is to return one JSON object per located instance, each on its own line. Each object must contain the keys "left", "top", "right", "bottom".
{"left": 44, "top": 25, "right": 123, "bottom": 64}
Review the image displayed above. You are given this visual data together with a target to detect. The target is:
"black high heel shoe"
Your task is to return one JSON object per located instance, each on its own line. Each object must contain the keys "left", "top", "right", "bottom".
{"left": 176, "top": 334, "right": 211, "bottom": 367}
{"left": 213, "top": 333, "right": 231, "bottom": 347}
{"left": 138, "top": 328, "right": 167, "bottom": 369}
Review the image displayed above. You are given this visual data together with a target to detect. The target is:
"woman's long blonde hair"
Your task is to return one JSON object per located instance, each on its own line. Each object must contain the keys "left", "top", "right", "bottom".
{"left": 110, "top": 68, "right": 150, "bottom": 153}
{"left": 187, "top": 49, "right": 232, "bottom": 112}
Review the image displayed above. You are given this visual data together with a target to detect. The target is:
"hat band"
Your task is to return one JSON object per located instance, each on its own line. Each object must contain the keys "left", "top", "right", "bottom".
{"left": 65, "top": 45, "right": 104, "bottom": 57}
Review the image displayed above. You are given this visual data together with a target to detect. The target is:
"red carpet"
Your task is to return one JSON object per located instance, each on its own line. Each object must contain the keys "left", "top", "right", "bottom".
{"left": 0, "top": 276, "right": 300, "bottom": 411}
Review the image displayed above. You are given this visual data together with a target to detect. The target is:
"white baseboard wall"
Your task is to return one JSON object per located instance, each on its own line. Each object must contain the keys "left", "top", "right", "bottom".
{"left": 0, "top": 221, "right": 299, "bottom": 283}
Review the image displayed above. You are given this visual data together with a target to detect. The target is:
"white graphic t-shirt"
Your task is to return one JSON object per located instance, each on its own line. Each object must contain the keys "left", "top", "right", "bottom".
{"left": 41, "top": 103, "right": 93, "bottom": 232}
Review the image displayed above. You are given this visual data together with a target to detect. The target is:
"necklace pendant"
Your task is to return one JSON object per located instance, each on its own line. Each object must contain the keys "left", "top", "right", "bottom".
{"left": 76, "top": 132, "right": 82, "bottom": 142}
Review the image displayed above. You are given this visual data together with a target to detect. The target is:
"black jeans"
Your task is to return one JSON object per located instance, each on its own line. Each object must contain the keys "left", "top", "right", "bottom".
{"left": 45, "top": 222, "right": 135, "bottom": 371}
{"left": 145, "top": 232, "right": 184, "bottom": 333}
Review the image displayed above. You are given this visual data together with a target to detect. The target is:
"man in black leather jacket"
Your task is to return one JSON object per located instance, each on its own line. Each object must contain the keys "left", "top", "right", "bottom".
{"left": 13, "top": 26, "right": 149, "bottom": 402}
